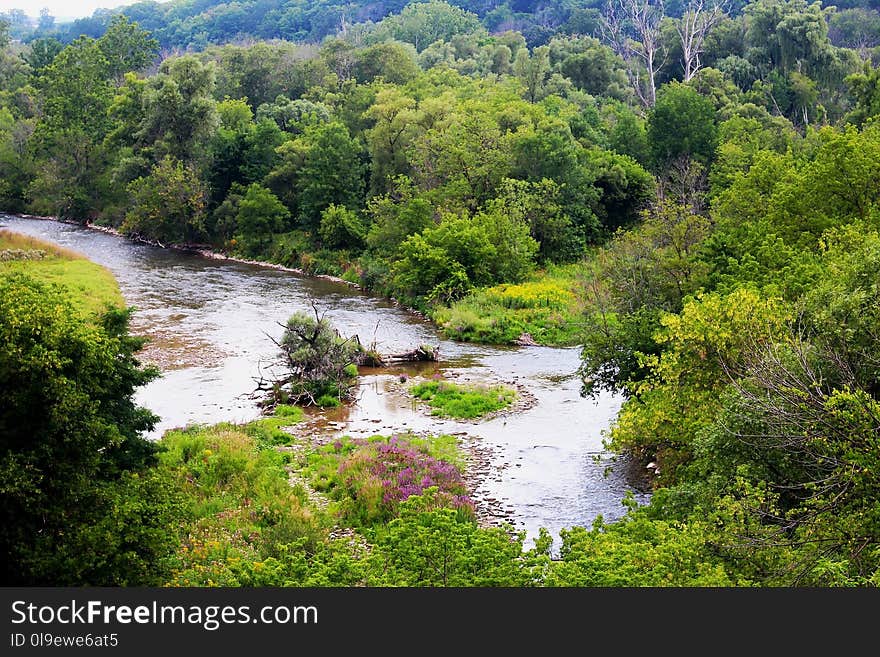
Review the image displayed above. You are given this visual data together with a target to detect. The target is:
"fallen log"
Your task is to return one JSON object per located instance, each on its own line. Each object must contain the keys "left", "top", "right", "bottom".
{"left": 385, "top": 344, "right": 440, "bottom": 363}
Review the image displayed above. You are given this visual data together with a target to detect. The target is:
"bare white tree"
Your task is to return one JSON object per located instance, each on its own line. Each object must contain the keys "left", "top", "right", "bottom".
{"left": 676, "top": 0, "right": 727, "bottom": 82}
{"left": 600, "top": 0, "right": 667, "bottom": 107}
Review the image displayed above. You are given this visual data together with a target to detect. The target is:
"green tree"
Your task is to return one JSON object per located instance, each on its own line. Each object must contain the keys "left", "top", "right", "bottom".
{"left": 29, "top": 37, "right": 112, "bottom": 219}
{"left": 353, "top": 41, "right": 420, "bottom": 85}
{"left": 364, "top": 87, "right": 424, "bottom": 196}
{"left": 0, "top": 107, "right": 34, "bottom": 212}
{"left": 579, "top": 200, "right": 712, "bottom": 397}
{"left": 365, "top": 176, "right": 435, "bottom": 257}
{"left": 490, "top": 177, "right": 577, "bottom": 262}
{"left": 20, "top": 37, "right": 63, "bottom": 71}
{"left": 318, "top": 204, "right": 366, "bottom": 250}
{"left": 743, "top": 0, "right": 835, "bottom": 79}
{"left": 235, "top": 183, "right": 290, "bottom": 255}
{"left": 136, "top": 56, "right": 217, "bottom": 166}
{"left": 96, "top": 15, "right": 158, "bottom": 83}
{"left": 549, "top": 36, "right": 630, "bottom": 100}
{"left": 266, "top": 121, "right": 365, "bottom": 230}
{"left": 256, "top": 95, "right": 331, "bottom": 134}
{"left": 409, "top": 107, "right": 512, "bottom": 211}
{"left": 513, "top": 45, "right": 552, "bottom": 103}
{"left": 845, "top": 62, "right": 880, "bottom": 127}
{"left": 393, "top": 206, "right": 537, "bottom": 304}
{"left": 370, "top": 1, "right": 484, "bottom": 52}
{"left": 0, "top": 274, "right": 181, "bottom": 585}
{"left": 647, "top": 81, "right": 717, "bottom": 169}
{"left": 122, "top": 156, "right": 207, "bottom": 245}
{"left": 546, "top": 514, "right": 736, "bottom": 586}
{"left": 601, "top": 100, "right": 651, "bottom": 166}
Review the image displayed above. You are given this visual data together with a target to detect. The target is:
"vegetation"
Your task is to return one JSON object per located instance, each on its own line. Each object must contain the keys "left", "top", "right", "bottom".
{"left": 433, "top": 263, "right": 585, "bottom": 345}
{"left": 157, "top": 417, "right": 743, "bottom": 586}
{"left": 0, "top": 229, "right": 123, "bottom": 314}
{"left": 258, "top": 307, "right": 363, "bottom": 408}
{"left": 410, "top": 379, "right": 517, "bottom": 419}
{"left": 0, "top": 235, "right": 180, "bottom": 585}
{"left": 306, "top": 433, "right": 470, "bottom": 524}
{"left": 4, "top": 0, "right": 880, "bottom": 586}
{"left": 159, "top": 422, "right": 323, "bottom": 586}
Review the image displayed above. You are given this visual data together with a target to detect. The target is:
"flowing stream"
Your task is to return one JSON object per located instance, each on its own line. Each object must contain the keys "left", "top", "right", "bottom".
{"left": 2, "top": 214, "right": 649, "bottom": 546}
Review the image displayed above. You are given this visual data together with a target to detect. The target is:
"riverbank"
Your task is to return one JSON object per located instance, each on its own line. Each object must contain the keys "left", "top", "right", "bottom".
{"left": 1, "top": 212, "right": 647, "bottom": 548}
{"left": 0, "top": 226, "right": 123, "bottom": 317}
{"left": 6, "top": 213, "right": 583, "bottom": 346}
{"left": 11, "top": 212, "right": 364, "bottom": 289}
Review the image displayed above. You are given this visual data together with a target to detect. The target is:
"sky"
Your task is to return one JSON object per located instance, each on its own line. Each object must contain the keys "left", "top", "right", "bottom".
{"left": 0, "top": 1, "right": 136, "bottom": 21}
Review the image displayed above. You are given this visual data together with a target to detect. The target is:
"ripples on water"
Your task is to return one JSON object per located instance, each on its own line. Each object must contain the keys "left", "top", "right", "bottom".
{"left": 1, "top": 214, "right": 650, "bottom": 547}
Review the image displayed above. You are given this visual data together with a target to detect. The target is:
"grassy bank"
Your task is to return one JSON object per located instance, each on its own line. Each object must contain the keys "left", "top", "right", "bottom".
{"left": 155, "top": 408, "right": 541, "bottom": 586}
{"left": 0, "top": 229, "right": 123, "bottom": 317}
{"left": 431, "top": 263, "right": 586, "bottom": 347}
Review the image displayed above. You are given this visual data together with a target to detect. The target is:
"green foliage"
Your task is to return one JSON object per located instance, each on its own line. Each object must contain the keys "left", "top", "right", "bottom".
{"left": 318, "top": 204, "right": 366, "bottom": 250}
{"left": 28, "top": 37, "right": 113, "bottom": 219}
{"left": 435, "top": 264, "right": 584, "bottom": 346}
{"left": 579, "top": 200, "right": 712, "bottom": 396}
{"left": 393, "top": 207, "right": 538, "bottom": 306}
{"left": 266, "top": 121, "right": 365, "bottom": 230}
{"left": 9, "top": 0, "right": 880, "bottom": 588}
{"left": 159, "top": 424, "right": 323, "bottom": 586}
{"left": 20, "top": 37, "right": 63, "bottom": 71}
{"left": 601, "top": 100, "right": 651, "bottom": 166}
{"left": 845, "top": 61, "right": 880, "bottom": 126}
{"left": 268, "top": 308, "right": 362, "bottom": 407}
{"left": 546, "top": 512, "right": 740, "bottom": 586}
{"left": 135, "top": 56, "right": 218, "bottom": 167}
{"left": 122, "top": 155, "right": 207, "bottom": 244}
{"left": 410, "top": 379, "right": 516, "bottom": 419}
{"left": 648, "top": 82, "right": 718, "bottom": 168}
{"left": 368, "top": 1, "right": 484, "bottom": 52}
{"left": 96, "top": 14, "right": 158, "bottom": 82}
{"left": 369, "top": 489, "right": 532, "bottom": 587}
{"left": 354, "top": 41, "right": 421, "bottom": 85}
{"left": 235, "top": 183, "right": 290, "bottom": 256}
{"left": 606, "top": 288, "right": 790, "bottom": 470}
{"left": 0, "top": 272, "right": 182, "bottom": 585}
{"left": 549, "top": 35, "right": 630, "bottom": 100}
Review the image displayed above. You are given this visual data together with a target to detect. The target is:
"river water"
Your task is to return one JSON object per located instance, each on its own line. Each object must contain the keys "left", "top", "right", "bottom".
{"left": 1, "top": 214, "right": 649, "bottom": 547}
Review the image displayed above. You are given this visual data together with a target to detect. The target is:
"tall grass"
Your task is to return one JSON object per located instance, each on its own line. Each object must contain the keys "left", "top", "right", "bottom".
{"left": 306, "top": 434, "right": 472, "bottom": 526}
{"left": 159, "top": 421, "right": 323, "bottom": 586}
{"left": 0, "top": 229, "right": 123, "bottom": 317}
{"left": 432, "top": 262, "right": 586, "bottom": 346}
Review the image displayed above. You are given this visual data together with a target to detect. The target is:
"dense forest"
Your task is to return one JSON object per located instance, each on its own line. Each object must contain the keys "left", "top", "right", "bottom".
{"left": 1, "top": 0, "right": 880, "bottom": 586}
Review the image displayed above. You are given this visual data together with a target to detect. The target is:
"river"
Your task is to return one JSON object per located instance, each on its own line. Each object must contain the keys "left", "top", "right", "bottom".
{"left": 1, "top": 214, "right": 650, "bottom": 548}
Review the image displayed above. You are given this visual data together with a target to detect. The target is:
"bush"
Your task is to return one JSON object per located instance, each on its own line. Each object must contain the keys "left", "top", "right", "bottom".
{"left": 307, "top": 435, "right": 472, "bottom": 526}
{"left": 0, "top": 273, "right": 181, "bottom": 585}
{"left": 262, "top": 308, "right": 363, "bottom": 407}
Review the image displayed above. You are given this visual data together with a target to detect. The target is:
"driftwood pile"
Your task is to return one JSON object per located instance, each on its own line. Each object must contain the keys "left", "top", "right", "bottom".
{"left": 356, "top": 344, "right": 439, "bottom": 367}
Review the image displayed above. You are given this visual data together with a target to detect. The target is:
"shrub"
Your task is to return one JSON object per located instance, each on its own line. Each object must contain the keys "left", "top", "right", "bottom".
{"left": 308, "top": 435, "right": 472, "bottom": 526}
{"left": 261, "top": 307, "right": 362, "bottom": 408}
